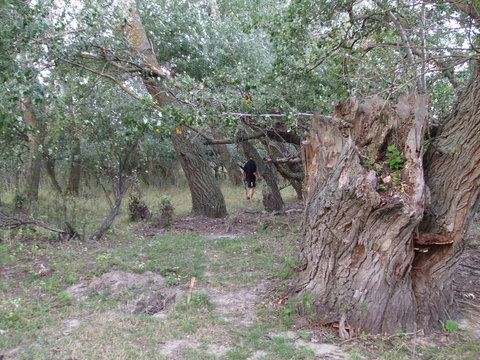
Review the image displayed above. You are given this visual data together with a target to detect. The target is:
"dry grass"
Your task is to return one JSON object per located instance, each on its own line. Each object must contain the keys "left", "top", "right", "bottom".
{"left": 1, "top": 184, "right": 479, "bottom": 359}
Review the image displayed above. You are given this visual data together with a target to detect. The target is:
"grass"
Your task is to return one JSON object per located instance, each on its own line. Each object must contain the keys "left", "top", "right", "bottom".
{"left": 0, "top": 181, "right": 297, "bottom": 240}
{"left": 1, "top": 183, "right": 479, "bottom": 359}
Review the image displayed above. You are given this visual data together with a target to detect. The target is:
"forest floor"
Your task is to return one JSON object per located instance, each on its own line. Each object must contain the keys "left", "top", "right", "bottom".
{"left": 1, "top": 186, "right": 480, "bottom": 359}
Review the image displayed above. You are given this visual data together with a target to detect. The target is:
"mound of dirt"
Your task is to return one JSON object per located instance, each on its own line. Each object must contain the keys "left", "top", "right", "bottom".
{"left": 89, "top": 270, "right": 165, "bottom": 296}
{"left": 123, "top": 290, "right": 176, "bottom": 315}
{"left": 66, "top": 270, "right": 177, "bottom": 315}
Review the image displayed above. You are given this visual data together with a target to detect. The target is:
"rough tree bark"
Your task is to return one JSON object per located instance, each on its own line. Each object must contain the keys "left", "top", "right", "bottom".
{"left": 66, "top": 138, "right": 81, "bottom": 195}
{"left": 238, "top": 131, "right": 284, "bottom": 212}
{"left": 298, "top": 95, "right": 428, "bottom": 334}
{"left": 22, "top": 98, "right": 44, "bottom": 202}
{"left": 413, "top": 67, "right": 480, "bottom": 329}
{"left": 172, "top": 129, "right": 227, "bottom": 218}
{"left": 298, "top": 76, "right": 480, "bottom": 334}
{"left": 125, "top": 4, "right": 227, "bottom": 218}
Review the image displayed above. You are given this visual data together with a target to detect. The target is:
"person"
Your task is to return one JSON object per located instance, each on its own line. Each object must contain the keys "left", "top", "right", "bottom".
{"left": 242, "top": 158, "right": 257, "bottom": 200}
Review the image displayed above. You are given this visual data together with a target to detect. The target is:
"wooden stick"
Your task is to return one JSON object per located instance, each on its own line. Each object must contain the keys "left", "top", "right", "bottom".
{"left": 186, "top": 277, "right": 196, "bottom": 305}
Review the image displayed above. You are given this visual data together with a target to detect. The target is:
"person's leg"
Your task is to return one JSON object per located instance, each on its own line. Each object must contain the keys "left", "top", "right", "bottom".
{"left": 249, "top": 187, "right": 255, "bottom": 200}
{"left": 248, "top": 180, "right": 256, "bottom": 200}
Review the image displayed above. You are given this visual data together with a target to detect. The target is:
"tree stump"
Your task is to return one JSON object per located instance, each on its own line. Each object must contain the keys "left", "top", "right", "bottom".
{"left": 298, "top": 95, "right": 429, "bottom": 334}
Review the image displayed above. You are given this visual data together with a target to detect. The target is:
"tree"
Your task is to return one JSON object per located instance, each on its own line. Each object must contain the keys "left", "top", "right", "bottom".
{"left": 211, "top": 128, "right": 244, "bottom": 186}
{"left": 238, "top": 131, "right": 284, "bottom": 212}
{"left": 173, "top": 128, "right": 227, "bottom": 217}
{"left": 125, "top": 3, "right": 227, "bottom": 218}
{"left": 295, "top": 1, "right": 480, "bottom": 333}
{"left": 66, "top": 137, "right": 81, "bottom": 196}
{"left": 22, "top": 97, "right": 44, "bottom": 202}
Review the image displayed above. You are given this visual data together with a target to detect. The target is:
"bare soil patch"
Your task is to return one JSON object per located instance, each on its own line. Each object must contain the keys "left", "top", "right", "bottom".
{"left": 138, "top": 202, "right": 304, "bottom": 239}
{"left": 206, "top": 285, "right": 263, "bottom": 326}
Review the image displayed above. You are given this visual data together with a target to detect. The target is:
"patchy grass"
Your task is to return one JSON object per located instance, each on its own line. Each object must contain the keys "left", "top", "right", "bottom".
{"left": 1, "top": 185, "right": 479, "bottom": 359}
{"left": 0, "top": 219, "right": 296, "bottom": 359}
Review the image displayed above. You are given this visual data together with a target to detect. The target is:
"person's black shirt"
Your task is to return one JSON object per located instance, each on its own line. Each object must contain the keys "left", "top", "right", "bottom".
{"left": 243, "top": 159, "right": 257, "bottom": 182}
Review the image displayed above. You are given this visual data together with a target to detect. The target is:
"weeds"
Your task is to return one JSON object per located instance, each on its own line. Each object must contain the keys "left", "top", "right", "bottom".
{"left": 441, "top": 319, "right": 460, "bottom": 333}
{"left": 385, "top": 144, "right": 405, "bottom": 171}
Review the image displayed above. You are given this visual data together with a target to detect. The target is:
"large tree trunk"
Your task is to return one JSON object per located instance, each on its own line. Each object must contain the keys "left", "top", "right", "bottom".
{"left": 172, "top": 129, "right": 227, "bottom": 218}
{"left": 22, "top": 98, "right": 43, "bottom": 202}
{"left": 66, "top": 138, "right": 81, "bottom": 195}
{"left": 412, "top": 67, "right": 480, "bottom": 329}
{"left": 298, "top": 95, "right": 428, "bottom": 334}
{"left": 125, "top": 5, "right": 227, "bottom": 218}
{"left": 238, "top": 132, "right": 284, "bottom": 212}
{"left": 298, "top": 74, "right": 480, "bottom": 334}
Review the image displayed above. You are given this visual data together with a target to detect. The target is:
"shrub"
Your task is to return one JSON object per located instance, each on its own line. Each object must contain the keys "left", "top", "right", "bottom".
{"left": 153, "top": 196, "right": 174, "bottom": 228}
{"left": 128, "top": 195, "right": 151, "bottom": 221}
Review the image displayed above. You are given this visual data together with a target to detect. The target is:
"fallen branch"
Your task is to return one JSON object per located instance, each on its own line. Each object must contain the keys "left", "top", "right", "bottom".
{"left": 0, "top": 209, "right": 78, "bottom": 240}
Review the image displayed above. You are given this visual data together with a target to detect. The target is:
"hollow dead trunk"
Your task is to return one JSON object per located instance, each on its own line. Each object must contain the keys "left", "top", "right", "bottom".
{"left": 238, "top": 133, "right": 284, "bottom": 212}
{"left": 298, "top": 95, "right": 428, "bottom": 334}
{"left": 298, "top": 75, "right": 480, "bottom": 334}
{"left": 66, "top": 138, "right": 81, "bottom": 195}
{"left": 172, "top": 129, "right": 227, "bottom": 218}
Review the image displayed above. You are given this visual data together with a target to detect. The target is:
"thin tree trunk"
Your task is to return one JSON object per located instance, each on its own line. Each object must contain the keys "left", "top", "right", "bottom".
{"left": 212, "top": 129, "right": 243, "bottom": 186}
{"left": 172, "top": 129, "right": 227, "bottom": 218}
{"left": 262, "top": 139, "right": 303, "bottom": 200}
{"left": 91, "top": 181, "right": 126, "bottom": 241}
{"left": 238, "top": 132, "right": 284, "bottom": 212}
{"left": 91, "top": 140, "right": 138, "bottom": 240}
{"left": 22, "top": 98, "right": 43, "bottom": 202}
{"left": 66, "top": 138, "right": 81, "bottom": 195}
{"left": 44, "top": 154, "right": 63, "bottom": 194}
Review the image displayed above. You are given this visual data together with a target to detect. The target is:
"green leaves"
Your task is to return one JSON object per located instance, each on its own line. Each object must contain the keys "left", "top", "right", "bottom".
{"left": 385, "top": 145, "right": 405, "bottom": 172}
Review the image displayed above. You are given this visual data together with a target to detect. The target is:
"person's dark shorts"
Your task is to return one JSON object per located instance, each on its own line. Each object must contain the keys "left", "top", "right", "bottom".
{"left": 246, "top": 180, "right": 256, "bottom": 188}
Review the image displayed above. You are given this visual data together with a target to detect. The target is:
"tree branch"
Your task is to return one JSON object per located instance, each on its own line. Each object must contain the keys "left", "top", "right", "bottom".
{"left": 0, "top": 209, "right": 77, "bottom": 239}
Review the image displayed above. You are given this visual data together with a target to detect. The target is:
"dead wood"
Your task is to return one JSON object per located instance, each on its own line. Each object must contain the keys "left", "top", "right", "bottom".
{"left": 0, "top": 209, "right": 78, "bottom": 240}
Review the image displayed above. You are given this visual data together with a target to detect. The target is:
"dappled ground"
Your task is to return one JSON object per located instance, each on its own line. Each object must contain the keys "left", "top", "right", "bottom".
{"left": 1, "top": 195, "right": 480, "bottom": 359}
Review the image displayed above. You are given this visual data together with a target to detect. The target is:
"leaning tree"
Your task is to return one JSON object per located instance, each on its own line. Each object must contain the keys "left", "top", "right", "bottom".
{"left": 294, "top": 1, "right": 480, "bottom": 333}
{"left": 124, "top": 2, "right": 227, "bottom": 218}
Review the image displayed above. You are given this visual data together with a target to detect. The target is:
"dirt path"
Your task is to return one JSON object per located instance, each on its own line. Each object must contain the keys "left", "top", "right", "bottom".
{"left": 2, "top": 204, "right": 480, "bottom": 359}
